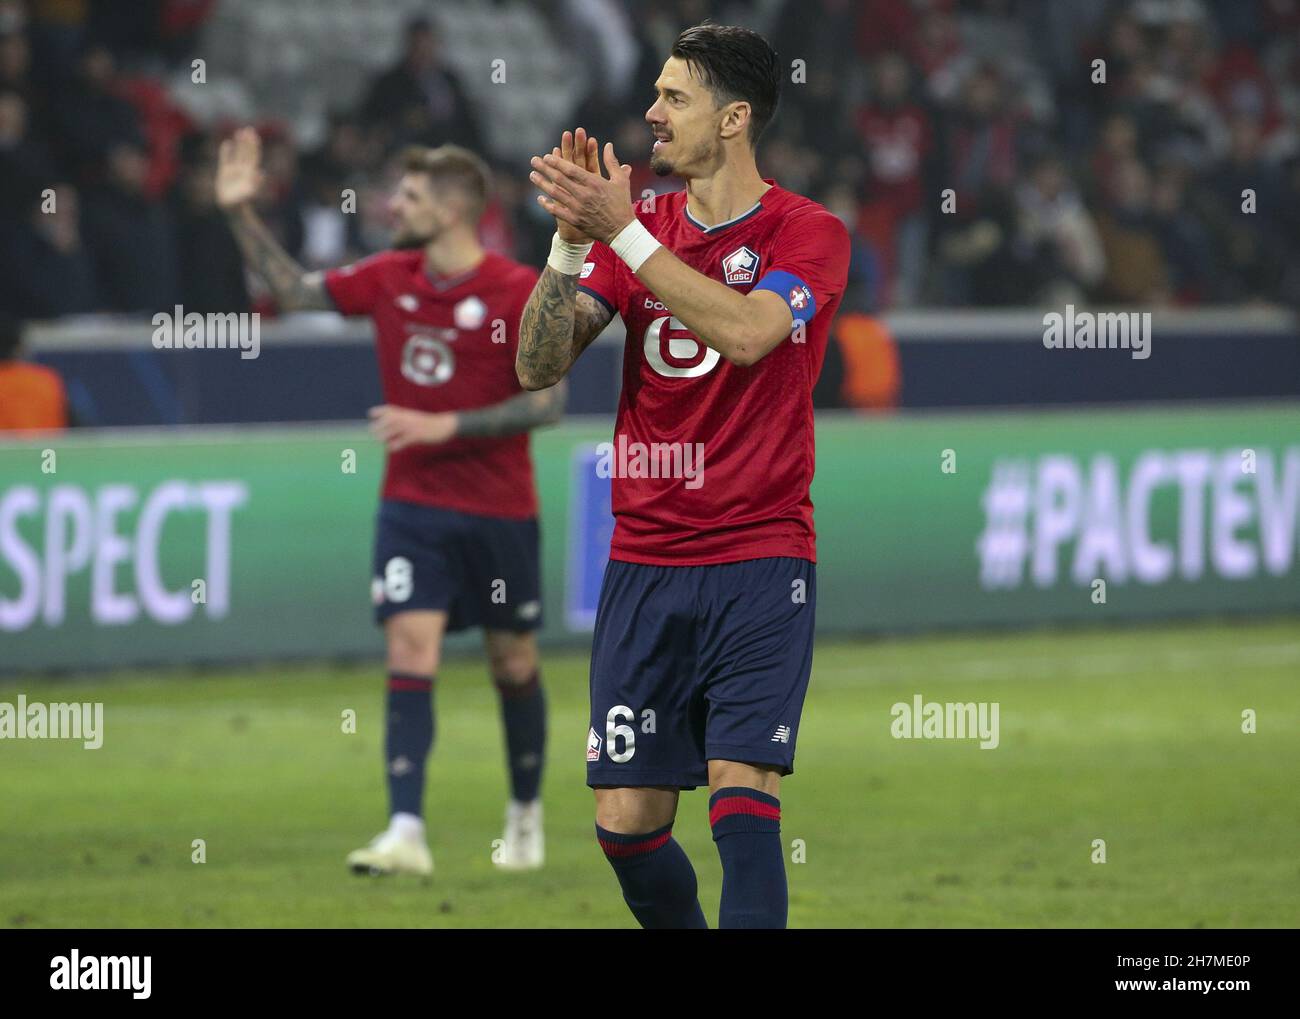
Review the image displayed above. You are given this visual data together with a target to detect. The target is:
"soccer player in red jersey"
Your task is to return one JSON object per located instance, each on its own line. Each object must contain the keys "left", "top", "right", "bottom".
{"left": 217, "top": 131, "right": 564, "bottom": 877}
{"left": 518, "top": 23, "right": 850, "bottom": 927}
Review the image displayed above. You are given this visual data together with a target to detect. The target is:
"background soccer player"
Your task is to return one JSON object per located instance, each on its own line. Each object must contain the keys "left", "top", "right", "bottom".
{"left": 216, "top": 129, "right": 563, "bottom": 876}
{"left": 517, "top": 23, "right": 850, "bottom": 927}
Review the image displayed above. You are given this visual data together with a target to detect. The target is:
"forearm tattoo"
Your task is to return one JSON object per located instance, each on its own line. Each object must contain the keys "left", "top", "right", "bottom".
{"left": 456, "top": 383, "right": 567, "bottom": 438}
{"left": 517, "top": 267, "right": 610, "bottom": 389}
{"left": 225, "top": 205, "right": 330, "bottom": 311}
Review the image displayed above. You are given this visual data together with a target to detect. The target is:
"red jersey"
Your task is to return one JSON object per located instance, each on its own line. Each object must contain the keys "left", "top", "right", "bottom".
{"left": 324, "top": 249, "right": 540, "bottom": 519}
{"left": 579, "top": 183, "right": 851, "bottom": 565}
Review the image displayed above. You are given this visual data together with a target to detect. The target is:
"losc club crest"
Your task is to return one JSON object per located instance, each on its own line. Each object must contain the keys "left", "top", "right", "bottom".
{"left": 401, "top": 334, "right": 455, "bottom": 386}
{"left": 586, "top": 727, "right": 602, "bottom": 762}
{"left": 722, "top": 246, "right": 759, "bottom": 286}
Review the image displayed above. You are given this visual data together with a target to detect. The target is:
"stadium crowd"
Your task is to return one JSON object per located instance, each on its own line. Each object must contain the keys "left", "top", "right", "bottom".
{"left": 1, "top": 0, "right": 1298, "bottom": 321}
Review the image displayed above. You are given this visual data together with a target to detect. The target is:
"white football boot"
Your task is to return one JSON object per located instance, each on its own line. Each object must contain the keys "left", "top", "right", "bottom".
{"left": 493, "top": 800, "right": 544, "bottom": 871}
{"left": 347, "top": 814, "right": 433, "bottom": 876}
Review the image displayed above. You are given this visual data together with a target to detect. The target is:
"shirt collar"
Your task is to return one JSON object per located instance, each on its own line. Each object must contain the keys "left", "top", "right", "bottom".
{"left": 682, "top": 180, "right": 777, "bottom": 235}
{"left": 422, "top": 254, "right": 487, "bottom": 292}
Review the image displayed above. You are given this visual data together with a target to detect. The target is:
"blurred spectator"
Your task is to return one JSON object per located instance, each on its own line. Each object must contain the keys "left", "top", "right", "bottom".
{"left": 360, "top": 17, "right": 483, "bottom": 153}
{"left": 298, "top": 171, "right": 364, "bottom": 271}
{"left": 51, "top": 43, "right": 145, "bottom": 176}
{"left": 1206, "top": 43, "right": 1287, "bottom": 153}
{"left": 941, "top": 64, "right": 1024, "bottom": 206}
{"left": 1149, "top": 160, "right": 1215, "bottom": 303}
{"left": 1013, "top": 152, "right": 1106, "bottom": 305}
{"left": 24, "top": 0, "right": 84, "bottom": 77}
{"left": 931, "top": 61, "right": 1029, "bottom": 305}
{"left": 1090, "top": 112, "right": 1142, "bottom": 199}
{"left": 910, "top": 4, "right": 966, "bottom": 107}
{"left": 855, "top": 53, "right": 931, "bottom": 305}
{"left": 1204, "top": 113, "right": 1289, "bottom": 301}
{"left": 86, "top": 0, "right": 165, "bottom": 62}
{"left": 857, "top": 54, "right": 930, "bottom": 217}
{"left": 933, "top": 184, "right": 1022, "bottom": 305}
{"left": 301, "top": 114, "right": 380, "bottom": 189}
{"left": 770, "top": 0, "right": 867, "bottom": 158}
{"left": 0, "top": 26, "right": 35, "bottom": 103}
{"left": 157, "top": 0, "right": 219, "bottom": 64}
{"left": 855, "top": 0, "right": 928, "bottom": 59}
{"left": 79, "top": 0, "right": 216, "bottom": 65}
{"left": 0, "top": 87, "right": 59, "bottom": 214}
{"left": 823, "top": 181, "right": 884, "bottom": 311}
{"left": 80, "top": 143, "right": 177, "bottom": 312}
{"left": 0, "top": 315, "right": 69, "bottom": 432}
{"left": 172, "top": 142, "right": 250, "bottom": 314}
{"left": 1094, "top": 157, "right": 1171, "bottom": 304}
{"left": 561, "top": 0, "right": 645, "bottom": 144}
{"left": 0, "top": 181, "right": 98, "bottom": 317}
{"left": 113, "top": 61, "right": 193, "bottom": 200}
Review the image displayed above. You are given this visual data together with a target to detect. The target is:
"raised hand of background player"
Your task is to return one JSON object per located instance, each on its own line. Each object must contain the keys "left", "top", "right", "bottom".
{"left": 538, "top": 128, "right": 601, "bottom": 244}
{"left": 531, "top": 138, "right": 636, "bottom": 246}
{"left": 368, "top": 404, "right": 458, "bottom": 452}
{"left": 215, "top": 126, "right": 265, "bottom": 210}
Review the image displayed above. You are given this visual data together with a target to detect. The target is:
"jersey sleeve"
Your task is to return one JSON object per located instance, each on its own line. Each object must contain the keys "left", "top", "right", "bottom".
{"left": 752, "top": 209, "right": 851, "bottom": 327}
{"left": 575, "top": 240, "right": 621, "bottom": 317}
{"left": 322, "top": 253, "right": 391, "bottom": 317}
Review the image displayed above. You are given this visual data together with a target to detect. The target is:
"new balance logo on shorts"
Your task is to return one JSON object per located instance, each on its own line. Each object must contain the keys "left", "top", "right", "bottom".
{"left": 771, "top": 725, "right": 792, "bottom": 744}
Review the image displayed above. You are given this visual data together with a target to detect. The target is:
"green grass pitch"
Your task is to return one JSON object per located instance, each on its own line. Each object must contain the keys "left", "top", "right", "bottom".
{"left": 1, "top": 618, "right": 1297, "bottom": 928}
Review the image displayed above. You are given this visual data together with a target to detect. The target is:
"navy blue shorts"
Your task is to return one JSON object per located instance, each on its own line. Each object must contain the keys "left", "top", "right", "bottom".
{"left": 371, "top": 499, "right": 542, "bottom": 633}
{"left": 586, "top": 556, "right": 816, "bottom": 790}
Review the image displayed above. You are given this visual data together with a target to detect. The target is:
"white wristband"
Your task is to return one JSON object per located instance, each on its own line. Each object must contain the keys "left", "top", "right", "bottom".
{"left": 609, "top": 219, "right": 662, "bottom": 274}
{"left": 547, "top": 232, "right": 593, "bottom": 275}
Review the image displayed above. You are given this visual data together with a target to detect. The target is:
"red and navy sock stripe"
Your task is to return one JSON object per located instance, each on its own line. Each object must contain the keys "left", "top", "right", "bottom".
{"left": 388, "top": 671, "right": 432, "bottom": 692}
{"left": 494, "top": 671, "right": 545, "bottom": 802}
{"left": 385, "top": 672, "right": 434, "bottom": 817}
{"left": 596, "top": 821, "right": 674, "bottom": 859}
{"left": 595, "top": 821, "right": 708, "bottom": 928}
{"left": 709, "top": 788, "right": 786, "bottom": 928}
{"left": 709, "top": 787, "right": 781, "bottom": 837}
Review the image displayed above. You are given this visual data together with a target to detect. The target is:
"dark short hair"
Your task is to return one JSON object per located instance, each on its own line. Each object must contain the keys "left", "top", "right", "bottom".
{"left": 401, "top": 144, "right": 490, "bottom": 223}
{"left": 671, "top": 22, "right": 781, "bottom": 146}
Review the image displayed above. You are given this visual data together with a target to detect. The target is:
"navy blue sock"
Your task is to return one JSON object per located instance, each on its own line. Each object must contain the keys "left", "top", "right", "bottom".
{"left": 596, "top": 823, "right": 708, "bottom": 929}
{"left": 385, "top": 672, "right": 434, "bottom": 818}
{"left": 494, "top": 671, "right": 546, "bottom": 802}
{"left": 709, "top": 787, "right": 787, "bottom": 929}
